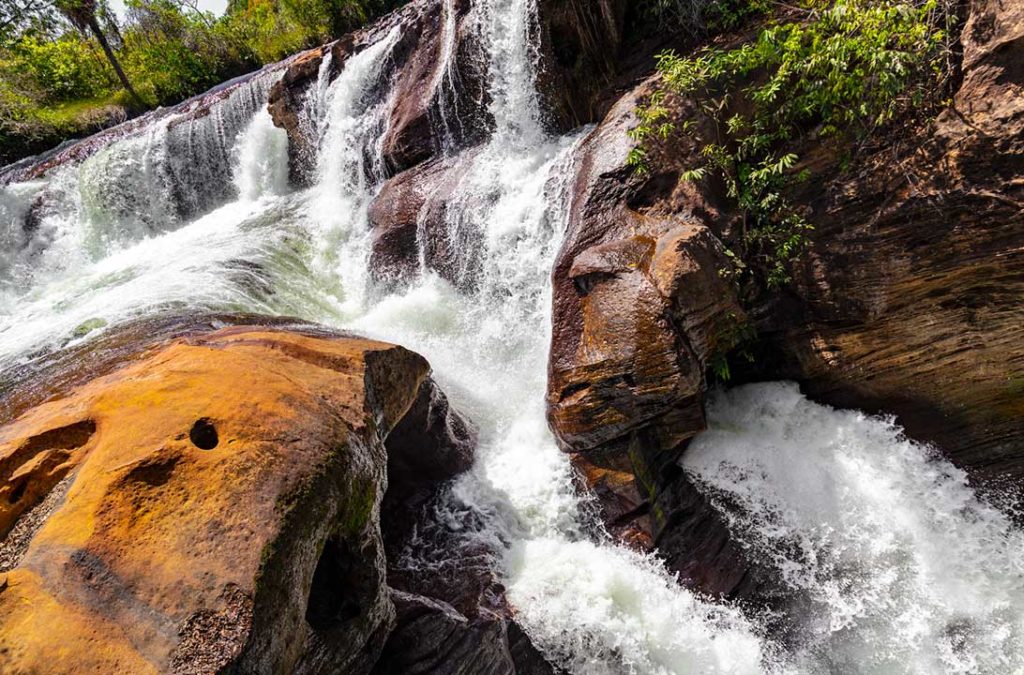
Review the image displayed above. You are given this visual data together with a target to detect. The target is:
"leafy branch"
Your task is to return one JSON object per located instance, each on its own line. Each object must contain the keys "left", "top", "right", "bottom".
{"left": 630, "top": 0, "right": 956, "bottom": 291}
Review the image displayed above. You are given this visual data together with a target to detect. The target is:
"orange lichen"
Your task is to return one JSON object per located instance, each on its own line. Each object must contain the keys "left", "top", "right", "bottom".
{"left": 0, "top": 327, "right": 429, "bottom": 673}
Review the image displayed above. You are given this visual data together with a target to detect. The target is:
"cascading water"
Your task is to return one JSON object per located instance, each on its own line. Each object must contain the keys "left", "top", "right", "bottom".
{"left": 684, "top": 383, "right": 1024, "bottom": 674}
{"left": 1, "top": 0, "right": 1022, "bottom": 673}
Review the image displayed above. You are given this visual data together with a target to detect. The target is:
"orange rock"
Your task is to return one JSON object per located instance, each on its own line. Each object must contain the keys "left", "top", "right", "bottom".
{"left": 0, "top": 326, "right": 431, "bottom": 674}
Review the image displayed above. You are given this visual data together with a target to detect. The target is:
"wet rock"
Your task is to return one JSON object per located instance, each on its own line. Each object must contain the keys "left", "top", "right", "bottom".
{"left": 385, "top": 377, "right": 477, "bottom": 508}
{"left": 535, "top": 0, "right": 628, "bottom": 129}
{"left": 266, "top": 45, "right": 335, "bottom": 187}
{"left": 757, "top": 0, "right": 1024, "bottom": 488}
{"left": 379, "top": 0, "right": 491, "bottom": 173}
{"left": 269, "top": 0, "right": 632, "bottom": 187}
{"left": 0, "top": 315, "right": 557, "bottom": 673}
{"left": 547, "top": 0, "right": 1024, "bottom": 599}
{"left": 1, "top": 62, "right": 292, "bottom": 187}
{"left": 373, "top": 591, "right": 516, "bottom": 675}
{"left": 367, "top": 149, "right": 486, "bottom": 290}
{"left": 379, "top": 490, "right": 558, "bottom": 675}
{"left": 547, "top": 79, "right": 745, "bottom": 573}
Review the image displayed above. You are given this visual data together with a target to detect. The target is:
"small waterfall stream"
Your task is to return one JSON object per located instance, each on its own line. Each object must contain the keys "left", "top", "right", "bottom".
{"left": 0, "top": 1, "right": 1021, "bottom": 673}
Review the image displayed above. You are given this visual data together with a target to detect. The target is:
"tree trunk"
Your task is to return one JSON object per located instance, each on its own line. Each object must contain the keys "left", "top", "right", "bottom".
{"left": 87, "top": 15, "right": 146, "bottom": 109}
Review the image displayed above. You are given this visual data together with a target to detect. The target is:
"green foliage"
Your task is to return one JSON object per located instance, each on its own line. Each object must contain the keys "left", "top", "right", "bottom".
{"left": 220, "top": 0, "right": 308, "bottom": 63}
{"left": 1, "top": 0, "right": 410, "bottom": 163}
{"left": 8, "top": 33, "right": 114, "bottom": 101}
{"left": 630, "top": 0, "right": 955, "bottom": 290}
{"left": 708, "top": 313, "right": 756, "bottom": 383}
{"left": 121, "top": 0, "right": 257, "bottom": 104}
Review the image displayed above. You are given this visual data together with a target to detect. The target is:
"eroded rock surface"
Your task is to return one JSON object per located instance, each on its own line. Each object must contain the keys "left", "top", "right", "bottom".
{"left": 0, "top": 316, "right": 552, "bottom": 674}
{"left": 547, "top": 0, "right": 1024, "bottom": 598}
{"left": 546, "top": 79, "right": 748, "bottom": 563}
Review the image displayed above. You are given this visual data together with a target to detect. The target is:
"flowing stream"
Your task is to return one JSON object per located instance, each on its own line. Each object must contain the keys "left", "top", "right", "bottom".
{"left": 1, "top": 1, "right": 1022, "bottom": 673}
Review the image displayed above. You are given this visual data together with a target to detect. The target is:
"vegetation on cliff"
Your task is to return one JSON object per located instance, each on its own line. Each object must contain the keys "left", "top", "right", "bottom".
{"left": 629, "top": 0, "right": 957, "bottom": 290}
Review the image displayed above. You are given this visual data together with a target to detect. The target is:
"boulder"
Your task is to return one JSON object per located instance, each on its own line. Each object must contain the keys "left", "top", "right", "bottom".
{"left": 367, "top": 150, "right": 484, "bottom": 290}
{"left": 546, "top": 80, "right": 747, "bottom": 576}
{"left": 0, "top": 315, "right": 554, "bottom": 674}
{"left": 0, "top": 325, "right": 424, "bottom": 673}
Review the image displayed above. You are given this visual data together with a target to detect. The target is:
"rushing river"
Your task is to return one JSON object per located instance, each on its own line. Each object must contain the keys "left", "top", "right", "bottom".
{"left": 1, "top": 0, "right": 1022, "bottom": 673}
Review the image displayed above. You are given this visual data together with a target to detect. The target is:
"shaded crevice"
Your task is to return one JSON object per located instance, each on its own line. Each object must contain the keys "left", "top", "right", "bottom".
{"left": 305, "top": 535, "right": 362, "bottom": 631}
{"left": 189, "top": 418, "right": 219, "bottom": 450}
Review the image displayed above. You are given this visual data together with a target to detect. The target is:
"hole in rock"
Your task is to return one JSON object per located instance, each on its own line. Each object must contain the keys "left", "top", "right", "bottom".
{"left": 306, "top": 536, "right": 361, "bottom": 631}
{"left": 189, "top": 419, "right": 219, "bottom": 450}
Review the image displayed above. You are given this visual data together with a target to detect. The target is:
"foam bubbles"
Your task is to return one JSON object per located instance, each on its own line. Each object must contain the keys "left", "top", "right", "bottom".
{"left": 685, "top": 383, "right": 1024, "bottom": 674}
{"left": 507, "top": 538, "right": 770, "bottom": 675}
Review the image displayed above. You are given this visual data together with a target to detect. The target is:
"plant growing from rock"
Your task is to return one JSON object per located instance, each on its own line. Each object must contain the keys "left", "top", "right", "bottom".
{"left": 630, "top": 0, "right": 957, "bottom": 290}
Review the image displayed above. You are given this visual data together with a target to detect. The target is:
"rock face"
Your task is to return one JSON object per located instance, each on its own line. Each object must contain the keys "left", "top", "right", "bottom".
{"left": 547, "top": 0, "right": 1024, "bottom": 597}
{"left": 768, "top": 0, "right": 1024, "bottom": 489}
{"left": 0, "top": 317, "right": 552, "bottom": 674}
{"left": 546, "top": 79, "right": 749, "bottom": 559}
{"left": 534, "top": 0, "right": 628, "bottom": 129}
{"left": 268, "top": 0, "right": 491, "bottom": 185}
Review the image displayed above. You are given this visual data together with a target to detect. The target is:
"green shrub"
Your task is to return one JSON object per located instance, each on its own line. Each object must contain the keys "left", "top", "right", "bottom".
{"left": 630, "top": 0, "right": 955, "bottom": 290}
{"left": 8, "top": 34, "right": 115, "bottom": 101}
{"left": 122, "top": 0, "right": 258, "bottom": 105}
{"left": 631, "top": 0, "right": 769, "bottom": 37}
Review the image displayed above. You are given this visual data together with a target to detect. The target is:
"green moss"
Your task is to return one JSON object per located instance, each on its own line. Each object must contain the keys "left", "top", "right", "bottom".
{"left": 72, "top": 317, "right": 109, "bottom": 338}
{"left": 339, "top": 479, "right": 376, "bottom": 537}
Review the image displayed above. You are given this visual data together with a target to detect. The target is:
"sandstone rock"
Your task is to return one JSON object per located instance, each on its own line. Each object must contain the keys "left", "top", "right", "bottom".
{"left": 269, "top": 0, "right": 631, "bottom": 188}
{"left": 547, "top": 79, "right": 746, "bottom": 575}
{"left": 380, "top": 0, "right": 491, "bottom": 172}
{"left": 535, "top": 0, "right": 628, "bottom": 129}
{"left": 0, "top": 325, "right": 431, "bottom": 673}
{"left": 759, "top": 0, "right": 1024, "bottom": 489}
{"left": 266, "top": 45, "right": 336, "bottom": 188}
{"left": 0, "top": 315, "right": 555, "bottom": 673}
{"left": 385, "top": 377, "right": 477, "bottom": 509}
{"left": 546, "top": 0, "right": 1024, "bottom": 600}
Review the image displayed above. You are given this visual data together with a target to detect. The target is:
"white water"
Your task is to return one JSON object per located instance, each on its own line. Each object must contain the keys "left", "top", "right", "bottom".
{"left": 1, "top": 1, "right": 1022, "bottom": 673}
{"left": 685, "top": 384, "right": 1024, "bottom": 674}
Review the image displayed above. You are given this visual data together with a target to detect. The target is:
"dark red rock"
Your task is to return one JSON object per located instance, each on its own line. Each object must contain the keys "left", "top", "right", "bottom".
{"left": 367, "top": 149, "right": 487, "bottom": 290}
{"left": 535, "top": 0, "right": 629, "bottom": 129}
{"left": 386, "top": 378, "right": 477, "bottom": 503}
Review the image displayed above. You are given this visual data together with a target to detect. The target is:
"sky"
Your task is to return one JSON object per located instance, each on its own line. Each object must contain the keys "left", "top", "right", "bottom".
{"left": 108, "top": 0, "right": 229, "bottom": 20}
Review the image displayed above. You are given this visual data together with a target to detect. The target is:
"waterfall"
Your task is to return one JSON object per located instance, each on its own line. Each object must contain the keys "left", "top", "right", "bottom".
{"left": 308, "top": 28, "right": 402, "bottom": 316}
{"left": 0, "top": 70, "right": 285, "bottom": 313}
{"left": 0, "top": 0, "right": 1022, "bottom": 673}
{"left": 431, "top": 0, "right": 465, "bottom": 151}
